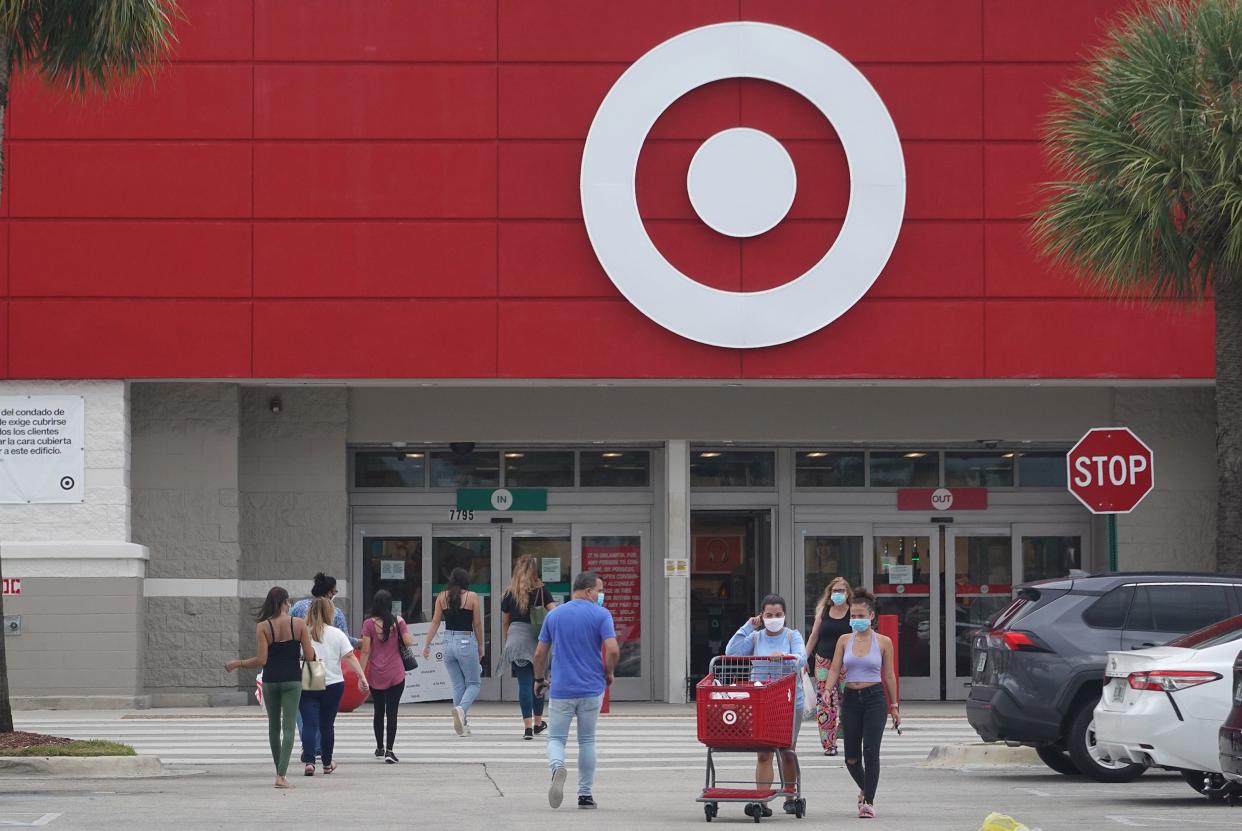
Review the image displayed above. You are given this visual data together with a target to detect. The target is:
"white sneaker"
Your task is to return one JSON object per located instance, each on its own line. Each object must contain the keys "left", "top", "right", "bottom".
{"left": 452, "top": 706, "right": 465, "bottom": 736}
{"left": 548, "top": 766, "right": 567, "bottom": 809}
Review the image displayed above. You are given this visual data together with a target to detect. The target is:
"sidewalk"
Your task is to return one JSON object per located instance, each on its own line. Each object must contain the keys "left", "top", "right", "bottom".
{"left": 22, "top": 699, "right": 969, "bottom": 721}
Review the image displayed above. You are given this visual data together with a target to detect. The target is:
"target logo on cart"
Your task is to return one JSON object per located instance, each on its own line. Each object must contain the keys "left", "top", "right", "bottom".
{"left": 721, "top": 709, "right": 738, "bottom": 726}
{"left": 581, "top": 22, "right": 905, "bottom": 349}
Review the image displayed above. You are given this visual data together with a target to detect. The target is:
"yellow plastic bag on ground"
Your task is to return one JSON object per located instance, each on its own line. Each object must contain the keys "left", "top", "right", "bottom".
{"left": 979, "top": 813, "right": 1034, "bottom": 831}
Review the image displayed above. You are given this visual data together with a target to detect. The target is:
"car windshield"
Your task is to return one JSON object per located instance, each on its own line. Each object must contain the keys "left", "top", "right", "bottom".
{"left": 1167, "top": 614, "right": 1242, "bottom": 649}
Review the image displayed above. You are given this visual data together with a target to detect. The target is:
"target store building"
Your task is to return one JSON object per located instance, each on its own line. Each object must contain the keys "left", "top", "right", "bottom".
{"left": 0, "top": 0, "right": 1220, "bottom": 708}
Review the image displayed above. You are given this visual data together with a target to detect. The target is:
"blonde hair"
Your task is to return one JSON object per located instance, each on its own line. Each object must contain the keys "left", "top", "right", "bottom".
{"left": 815, "top": 576, "right": 854, "bottom": 617}
{"left": 505, "top": 555, "right": 542, "bottom": 615}
{"left": 307, "top": 596, "right": 334, "bottom": 642}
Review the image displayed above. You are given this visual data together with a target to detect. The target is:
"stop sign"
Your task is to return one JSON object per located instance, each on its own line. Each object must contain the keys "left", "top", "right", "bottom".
{"left": 1066, "top": 427, "right": 1155, "bottom": 513}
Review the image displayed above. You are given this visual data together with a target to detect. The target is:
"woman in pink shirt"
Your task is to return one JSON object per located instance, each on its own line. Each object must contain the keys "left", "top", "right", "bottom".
{"left": 359, "top": 589, "right": 414, "bottom": 763}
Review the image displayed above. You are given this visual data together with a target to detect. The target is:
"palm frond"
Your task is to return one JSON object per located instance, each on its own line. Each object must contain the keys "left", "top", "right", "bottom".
{"left": 1033, "top": 0, "right": 1242, "bottom": 301}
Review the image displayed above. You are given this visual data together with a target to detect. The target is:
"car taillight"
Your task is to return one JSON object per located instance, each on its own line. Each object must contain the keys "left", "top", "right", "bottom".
{"left": 1127, "top": 670, "right": 1222, "bottom": 692}
{"left": 993, "top": 631, "right": 1050, "bottom": 652}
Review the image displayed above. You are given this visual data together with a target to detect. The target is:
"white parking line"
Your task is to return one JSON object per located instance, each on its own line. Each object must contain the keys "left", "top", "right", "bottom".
{"left": 1015, "top": 787, "right": 1051, "bottom": 797}
{"left": 0, "top": 815, "right": 62, "bottom": 828}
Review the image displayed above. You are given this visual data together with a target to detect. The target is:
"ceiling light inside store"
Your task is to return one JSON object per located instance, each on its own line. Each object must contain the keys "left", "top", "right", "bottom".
{"left": 700, "top": 452, "right": 722, "bottom": 458}
{"left": 806, "top": 452, "right": 828, "bottom": 458}
{"left": 1002, "top": 452, "right": 1016, "bottom": 458}
{"left": 404, "top": 453, "right": 424, "bottom": 460}
{"left": 601, "top": 452, "right": 623, "bottom": 458}
{"left": 903, "top": 452, "right": 926, "bottom": 459}
{"left": 505, "top": 452, "right": 524, "bottom": 459}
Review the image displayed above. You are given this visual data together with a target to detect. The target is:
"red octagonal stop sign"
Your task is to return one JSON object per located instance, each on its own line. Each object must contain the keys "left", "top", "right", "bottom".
{"left": 1067, "top": 427, "right": 1155, "bottom": 514}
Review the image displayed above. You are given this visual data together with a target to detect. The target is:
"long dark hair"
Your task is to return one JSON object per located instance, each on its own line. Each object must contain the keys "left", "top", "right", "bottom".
{"left": 370, "top": 589, "right": 396, "bottom": 642}
{"left": 446, "top": 568, "right": 470, "bottom": 609}
{"left": 257, "top": 586, "right": 289, "bottom": 622}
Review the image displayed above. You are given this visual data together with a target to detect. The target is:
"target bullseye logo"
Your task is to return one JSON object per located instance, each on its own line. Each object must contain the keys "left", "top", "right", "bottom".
{"left": 722, "top": 709, "right": 739, "bottom": 725}
{"left": 580, "top": 22, "right": 906, "bottom": 349}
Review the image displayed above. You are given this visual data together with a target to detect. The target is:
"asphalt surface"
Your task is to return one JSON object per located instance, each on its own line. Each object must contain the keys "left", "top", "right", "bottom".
{"left": 0, "top": 705, "right": 1237, "bottom": 829}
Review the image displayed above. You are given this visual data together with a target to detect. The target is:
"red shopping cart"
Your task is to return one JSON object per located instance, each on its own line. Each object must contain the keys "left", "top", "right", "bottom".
{"left": 696, "top": 655, "right": 805, "bottom": 822}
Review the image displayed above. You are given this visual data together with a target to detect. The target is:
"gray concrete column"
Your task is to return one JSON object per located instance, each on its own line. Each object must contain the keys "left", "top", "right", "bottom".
{"left": 665, "top": 439, "right": 690, "bottom": 703}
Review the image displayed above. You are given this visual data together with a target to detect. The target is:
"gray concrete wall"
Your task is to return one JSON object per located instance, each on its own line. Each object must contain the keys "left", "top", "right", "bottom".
{"left": 1112, "top": 387, "right": 1216, "bottom": 572}
{"left": 130, "top": 383, "right": 245, "bottom": 696}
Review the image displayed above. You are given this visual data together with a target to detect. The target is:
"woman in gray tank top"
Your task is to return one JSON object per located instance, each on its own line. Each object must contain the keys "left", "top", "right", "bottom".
{"left": 822, "top": 589, "right": 900, "bottom": 819}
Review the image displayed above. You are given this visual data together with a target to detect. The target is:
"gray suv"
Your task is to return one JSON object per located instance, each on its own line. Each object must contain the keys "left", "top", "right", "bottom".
{"left": 967, "top": 572, "right": 1242, "bottom": 781}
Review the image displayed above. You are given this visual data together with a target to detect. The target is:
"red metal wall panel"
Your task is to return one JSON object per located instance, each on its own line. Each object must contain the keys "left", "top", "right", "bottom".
{"left": 0, "top": 0, "right": 1215, "bottom": 380}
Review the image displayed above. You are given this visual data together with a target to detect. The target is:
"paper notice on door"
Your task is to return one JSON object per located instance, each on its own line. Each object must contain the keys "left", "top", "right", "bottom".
{"left": 541, "top": 557, "right": 561, "bottom": 583}
{"left": 380, "top": 560, "right": 405, "bottom": 581}
{"left": 663, "top": 558, "right": 689, "bottom": 578}
{"left": 887, "top": 564, "right": 914, "bottom": 584}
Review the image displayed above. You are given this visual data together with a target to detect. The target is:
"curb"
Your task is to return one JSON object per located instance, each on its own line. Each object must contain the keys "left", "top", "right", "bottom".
{"left": 924, "top": 743, "right": 1042, "bottom": 767}
{"left": 0, "top": 756, "right": 165, "bottom": 778}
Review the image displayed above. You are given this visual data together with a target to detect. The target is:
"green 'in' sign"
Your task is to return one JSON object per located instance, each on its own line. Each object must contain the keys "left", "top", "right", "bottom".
{"left": 456, "top": 488, "right": 548, "bottom": 512}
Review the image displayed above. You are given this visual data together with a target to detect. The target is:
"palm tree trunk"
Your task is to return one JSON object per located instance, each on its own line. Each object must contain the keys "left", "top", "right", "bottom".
{"left": 1216, "top": 275, "right": 1242, "bottom": 574}
{"left": 0, "top": 31, "right": 12, "bottom": 736}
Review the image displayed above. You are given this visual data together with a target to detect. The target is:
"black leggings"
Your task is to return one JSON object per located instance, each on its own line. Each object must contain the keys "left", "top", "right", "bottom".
{"left": 370, "top": 681, "right": 405, "bottom": 750}
{"left": 841, "top": 684, "right": 887, "bottom": 804}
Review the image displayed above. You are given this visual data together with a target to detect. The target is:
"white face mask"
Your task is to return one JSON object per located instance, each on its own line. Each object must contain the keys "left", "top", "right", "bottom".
{"left": 763, "top": 616, "right": 785, "bottom": 633}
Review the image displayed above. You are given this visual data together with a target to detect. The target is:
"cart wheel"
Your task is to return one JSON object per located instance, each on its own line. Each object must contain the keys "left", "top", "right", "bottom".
{"left": 795, "top": 798, "right": 806, "bottom": 819}
{"left": 704, "top": 803, "right": 717, "bottom": 822}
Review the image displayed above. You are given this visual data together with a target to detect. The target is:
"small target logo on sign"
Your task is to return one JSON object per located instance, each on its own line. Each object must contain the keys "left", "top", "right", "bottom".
{"left": 721, "top": 710, "right": 738, "bottom": 726}
{"left": 59, "top": 476, "right": 75, "bottom": 490}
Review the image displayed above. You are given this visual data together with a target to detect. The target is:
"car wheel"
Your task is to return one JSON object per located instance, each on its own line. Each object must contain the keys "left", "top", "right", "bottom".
{"left": 1036, "top": 745, "right": 1082, "bottom": 776}
{"left": 1066, "top": 702, "right": 1146, "bottom": 783}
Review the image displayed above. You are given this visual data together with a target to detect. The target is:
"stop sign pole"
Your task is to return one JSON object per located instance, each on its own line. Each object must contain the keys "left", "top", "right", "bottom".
{"left": 1066, "top": 427, "right": 1156, "bottom": 571}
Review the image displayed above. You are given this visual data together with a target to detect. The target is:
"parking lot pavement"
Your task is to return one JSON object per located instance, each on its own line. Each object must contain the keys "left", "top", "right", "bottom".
{"left": 2, "top": 710, "right": 1239, "bottom": 829}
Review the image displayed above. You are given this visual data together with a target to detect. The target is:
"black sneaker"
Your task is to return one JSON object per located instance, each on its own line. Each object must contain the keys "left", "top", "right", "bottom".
{"left": 533, "top": 722, "right": 548, "bottom": 735}
{"left": 374, "top": 747, "right": 384, "bottom": 758}
{"left": 783, "top": 800, "right": 798, "bottom": 815}
{"left": 384, "top": 750, "right": 399, "bottom": 764}
{"left": 524, "top": 728, "right": 534, "bottom": 741}
{"left": 578, "top": 796, "right": 597, "bottom": 810}
{"left": 759, "top": 804, "right": 773, "bottom": 818}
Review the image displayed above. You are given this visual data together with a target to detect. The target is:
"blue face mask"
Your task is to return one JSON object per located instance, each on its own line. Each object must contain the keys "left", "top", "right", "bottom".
{"left": 830, "top": 592, "right": 847, "bottom": 606}
{"left": 849, "top": 618, "right": 871, "bottom": 633}
{"left": 596, "top": 591, "right": 606, "bottom": 607}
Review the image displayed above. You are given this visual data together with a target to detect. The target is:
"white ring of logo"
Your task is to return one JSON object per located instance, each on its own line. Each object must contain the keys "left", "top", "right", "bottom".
{"left": 722, "top": 709, "right": 738, "bottom": 725}
{"left": 581, "top": 22, "right": 905, "bottom": 349}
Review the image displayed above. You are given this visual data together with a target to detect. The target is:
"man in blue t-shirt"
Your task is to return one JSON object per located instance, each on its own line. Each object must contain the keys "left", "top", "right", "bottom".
{"left": 533, "top": 571, "right": 619, "bottom": 811}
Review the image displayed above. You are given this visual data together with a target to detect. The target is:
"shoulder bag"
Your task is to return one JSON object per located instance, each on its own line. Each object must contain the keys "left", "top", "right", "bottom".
{"left": 396, "top": 619, "right": 419, "bottom": 672}
{"left": 530, "top": 589, "right": 551, "bottom": 639}
{"left": 300, "top": 622, "right": 327, "bottom": 691}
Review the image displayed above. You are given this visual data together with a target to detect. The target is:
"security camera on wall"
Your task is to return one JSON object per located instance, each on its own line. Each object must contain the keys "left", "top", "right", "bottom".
{"left": 449, "top": 442, "right": 476, "bottom": 455}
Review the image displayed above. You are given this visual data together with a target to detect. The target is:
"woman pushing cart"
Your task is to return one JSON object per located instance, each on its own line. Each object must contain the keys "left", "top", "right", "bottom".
{"left": 696, "top": 593, "right": 807, "bottom": 822}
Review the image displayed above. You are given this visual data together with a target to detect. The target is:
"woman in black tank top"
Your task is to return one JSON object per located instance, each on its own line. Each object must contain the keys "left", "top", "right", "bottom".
{"left": 804, "top": 577, "right": 854, "bottom": 756}
{"left": 226, "top": 586, "right": 316, "bottom": 789}
{"left": 423, "top": 568, "right": 484, "bottom": 736}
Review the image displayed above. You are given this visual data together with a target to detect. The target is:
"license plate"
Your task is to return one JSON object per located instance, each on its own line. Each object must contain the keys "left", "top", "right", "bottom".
{"left": 1112, "top": 679, "right": 1126, "bottom": 702}
{"left": 975, "top": 652, "right": 987, "bottom": 674}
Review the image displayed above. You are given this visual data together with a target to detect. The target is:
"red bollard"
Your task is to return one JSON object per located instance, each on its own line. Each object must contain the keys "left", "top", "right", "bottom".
{"left": 877, "top": 614, "right": 900, "bottom": 708}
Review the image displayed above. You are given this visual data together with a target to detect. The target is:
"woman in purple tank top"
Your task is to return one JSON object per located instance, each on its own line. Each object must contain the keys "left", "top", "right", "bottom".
{"left": 822, "top": 589, "right": 899, "bottom": 819}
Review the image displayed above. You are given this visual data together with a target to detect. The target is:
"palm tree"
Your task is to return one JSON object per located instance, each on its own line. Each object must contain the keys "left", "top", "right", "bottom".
{"left": 1034, "top": 0, "right": 1242, "bottom": 573}
{"left": 0, "top": 0, "right": 180, "bottom": 734}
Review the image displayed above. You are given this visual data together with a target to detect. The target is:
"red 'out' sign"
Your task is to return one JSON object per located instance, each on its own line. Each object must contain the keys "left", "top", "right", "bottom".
{"left": 1, "top": 578, "right": 20, "bottom": 595}
{"left": 1067, "top": 427, "right": 1154, "bottom": 514}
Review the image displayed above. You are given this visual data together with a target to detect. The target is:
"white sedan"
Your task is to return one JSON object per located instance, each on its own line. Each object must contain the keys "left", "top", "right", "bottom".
{"left": 1095, "top": 614, "right": 1242, "bottom": 801}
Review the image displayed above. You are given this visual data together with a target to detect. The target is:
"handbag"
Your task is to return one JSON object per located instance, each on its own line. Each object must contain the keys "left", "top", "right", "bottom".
{"left": 800, "top": 671, "right": 818, "bottom": 721}
{"left": 301, "top": 658, "right": 326, "bottom": 691}
{"left": 529, "top": 586, "right": 551, "bottom": 638}
{"left": 396, "top": 618, "right": 418, "bottom": 672}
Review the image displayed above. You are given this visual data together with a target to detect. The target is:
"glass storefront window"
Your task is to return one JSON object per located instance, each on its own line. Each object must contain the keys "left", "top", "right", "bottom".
{"left": 869, "top": 452, "right": 939, "bottom": 487}
{"left": 795, "top": 451, "right": 865, "bottom": 487}
{"left": 1022, "top": 536, "right": 1082, "bottom": 582}
{"left": 432, "top": 536, "right": 494, "bottom": 678}
{"left": 690, "top": 450, "right": 776, "bottom": 487}
{"left": 511, "top": 535, "right": 571, "bottom": 603}
{"left": 582, "top": 535, "right": 642, "bottom": 678}
{"left": 503, "top": 450, "right": 573, "bottom": 487}
{"left": 354, "top": 451, "right": 426, "bottom": 488}
{"left": 803, "top": 535, "right": 864, "bottom": 634}
{"left": 430, "top": 450, "right": 500, "bottom": 488}
{"left": 945, "top": 452, "right": 1014, "bottom": 487}
{"left": 1018, "top": 452, "right": 1068, "bottom": 487}
{"left": 361, "top": 537, "right": 424, "bottom": 623}
{"left": 579, "top": 450, "right": 650, "bottom": 487}
{"left": 952, "top": 535, "right": 1013, "bottom": 677}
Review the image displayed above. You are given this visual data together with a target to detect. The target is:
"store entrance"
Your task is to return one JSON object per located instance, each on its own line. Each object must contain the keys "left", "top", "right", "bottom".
{"left": 356, "top": 520, "right": 649, "bottom": 701}
{"left": 800, "top": 522, "right": 1088, "bottom": 700}
{"left": 689, "top": 510, "right": 772, "bottom": 688}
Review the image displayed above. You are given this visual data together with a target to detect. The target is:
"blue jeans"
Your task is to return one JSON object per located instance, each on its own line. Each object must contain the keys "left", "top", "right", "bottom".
{"left": 547, "top": 695, "right": 603, "bottom": 797}
{"left": 299, "top": 682, "right": 344, "bottom": 766}
{"left": 294, "top": 711, "right": 322, "bottom": 756}
{"left": 443, "top": 631, "right": 482, "bottom": 715}
{"left": 513, "top": 661, "right": 546, "bottom": 721}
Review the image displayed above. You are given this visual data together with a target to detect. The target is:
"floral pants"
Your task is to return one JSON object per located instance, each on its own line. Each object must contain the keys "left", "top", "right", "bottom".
{"left": 814, "top": 654, "right": 842, "bottom": 751}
